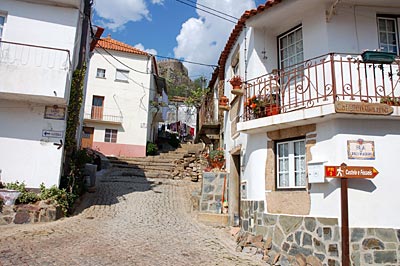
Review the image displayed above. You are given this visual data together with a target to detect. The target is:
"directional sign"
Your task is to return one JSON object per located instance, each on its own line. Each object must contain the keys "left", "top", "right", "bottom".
{"left": 325, "top": 165, "right": 378, "bottom": 179}
{"left": 42, "top": 130, "right": 63, "bottom": 138}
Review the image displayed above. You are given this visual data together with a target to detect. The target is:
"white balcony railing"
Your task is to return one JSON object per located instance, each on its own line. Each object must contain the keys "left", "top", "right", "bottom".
{"left": 0, "top": 40, "right": 71, "bottom": 104}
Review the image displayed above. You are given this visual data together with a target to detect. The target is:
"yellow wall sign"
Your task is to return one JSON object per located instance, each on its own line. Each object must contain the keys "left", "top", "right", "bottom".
{"left": 347, "top": 139, "right": 375, "bottom": 160}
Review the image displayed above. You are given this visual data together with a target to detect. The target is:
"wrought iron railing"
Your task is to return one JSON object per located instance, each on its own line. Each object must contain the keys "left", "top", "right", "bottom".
{"left": 84, "top": 106, "right": 123, "bottom": 123}
{"left": 244, "top": 53, "right": 400, "bottom": 121}
{"left": 0, "top": 40, "right": 71, "bottom": 70}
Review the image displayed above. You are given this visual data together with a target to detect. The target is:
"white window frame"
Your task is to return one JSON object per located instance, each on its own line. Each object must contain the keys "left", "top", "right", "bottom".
{"left": 0, "top": 14, "right": 6, "bottom": 42}
{"left": 115, "top": 69, "right": 129, "bottom": 82}
{"left": 276, "top": 139, "right": 306, "bottom": 189}
{"left": 104, "top": 129, "right": 117, "bottom": 143}
{"left": 96, "top": 68, "right": 106, "bottom": 78}
{"left": 377, "top": 16, "right": 400, "bottom": 55}
{"left": 278, "top": 25, "right": 303, "bottom": 71}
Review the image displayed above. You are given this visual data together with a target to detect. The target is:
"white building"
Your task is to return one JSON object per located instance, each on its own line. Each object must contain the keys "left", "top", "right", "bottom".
{"left": 81, "top": 36, "right": 166, "bottom": 157}
{"left": 211, "top": 0, "right": 400, "bottom": 264}
{"left": 0, "top": 0, "right": 93, "bottom": 188}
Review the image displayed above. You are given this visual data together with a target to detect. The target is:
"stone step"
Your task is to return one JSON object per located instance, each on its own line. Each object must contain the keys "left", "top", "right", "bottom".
{"left": 117, "top": 157, "right": 173, "bottom": 163}
{"left": 111, "top": 159, "right": 175, "bottom": 168}
{"left": 111, "top": 163, "right": 174, "bottom": 172}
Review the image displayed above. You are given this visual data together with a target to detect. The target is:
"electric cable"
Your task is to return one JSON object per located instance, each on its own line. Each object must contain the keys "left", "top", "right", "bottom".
{"left": 181, "top": 0, "right": 239, "bottom": 20}
{"left": 175, "top": 0, "right": 237, "bottom": 24}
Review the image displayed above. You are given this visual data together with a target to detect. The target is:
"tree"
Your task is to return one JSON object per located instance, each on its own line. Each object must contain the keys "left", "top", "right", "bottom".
{"left": 185, "top": 85, "right": 209, "bottom": 143}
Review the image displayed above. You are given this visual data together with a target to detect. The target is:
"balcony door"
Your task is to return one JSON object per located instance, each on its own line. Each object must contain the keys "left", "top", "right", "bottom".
{"left": 278, "top": 25, "right": 304, "bottom": 109}
{"left": 377, "top": 17, "right": 399, "bottom": 55}
{"left": 91, "top": 95, "right": 104, "bottom": 120}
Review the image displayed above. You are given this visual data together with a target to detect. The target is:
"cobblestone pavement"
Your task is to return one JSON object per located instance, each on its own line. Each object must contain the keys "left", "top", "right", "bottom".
{"left": 0, "top": 169, "right": 264, "bottom": 266}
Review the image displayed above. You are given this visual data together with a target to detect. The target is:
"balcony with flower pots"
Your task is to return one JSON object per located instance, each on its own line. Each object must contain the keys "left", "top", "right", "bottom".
{"left": 239, "top": 53, "right": 400, "bottom": 134}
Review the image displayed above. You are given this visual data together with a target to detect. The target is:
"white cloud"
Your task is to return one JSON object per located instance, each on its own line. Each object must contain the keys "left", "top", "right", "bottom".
{"left": 94, "top": 0, "right": 150, "bottom": 31}
{"left": 174, "top": 0, "right": 256, "bottom": 79}
{"left": 134, "top": 43, "right": 158, "bottom": 55}
{"left": 151, "top": 0, "right": 164, "bottom": 4}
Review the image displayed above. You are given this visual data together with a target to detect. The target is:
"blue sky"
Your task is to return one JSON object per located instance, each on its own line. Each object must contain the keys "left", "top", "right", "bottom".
{"left": 93, "top": 0, "right": 266, "bottom": 79}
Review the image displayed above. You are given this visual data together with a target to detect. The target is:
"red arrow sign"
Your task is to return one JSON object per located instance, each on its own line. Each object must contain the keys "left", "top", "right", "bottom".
{"left": 325, "top": 165, "right": 378, "bottom": 179}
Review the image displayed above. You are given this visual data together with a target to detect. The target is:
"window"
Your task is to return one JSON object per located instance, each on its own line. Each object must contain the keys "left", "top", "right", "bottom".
{"left": 115, "top": 69, "right": 129, "bottom": 82}
{"left": 377, "top": 17, "right": 399, "bottom": 54}
{"left": 105, "top": 129, "right": 117, "bottom": 143}
{"left": 278, "top": 26, "right": 303, "bottom": 70}
{"left": 96, "top": 68, "right": 106, "bottom": 78}
{"left": 0, "top": 15, "right": 5, "bottom": 41}
{"left": 276, "top": 139, "right": 306, "bottom": 189}
{"left": 231, "top": 45, "right": 240, "bottom": 75}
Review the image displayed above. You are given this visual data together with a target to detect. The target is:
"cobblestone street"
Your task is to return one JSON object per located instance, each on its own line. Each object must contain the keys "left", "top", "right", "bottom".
{"left": 0, "top": 169, "right": 263, "bottom": 266}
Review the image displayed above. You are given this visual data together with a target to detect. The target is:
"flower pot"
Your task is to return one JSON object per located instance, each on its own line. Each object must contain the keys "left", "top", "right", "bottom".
{"left": 266, "top": 104, "right": 280, "bottom": 116}
{"left": 211, "top": 160, "right": 224, "bottom": 169}
{"left": 231, "top": 86, "right": 244, "bottom": 96}
{"left": 219, "top": 105, "right": 230, "bottom": 111}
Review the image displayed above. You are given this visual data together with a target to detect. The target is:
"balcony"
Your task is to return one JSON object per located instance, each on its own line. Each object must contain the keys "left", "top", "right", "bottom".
{"left": 240, "top": 53, "right": 400, "bottom": 133}
{"left": 21, "top": 0, "right": 82, "bottom": 8}
{"left": 198, "top": 93, "right": 220, "bottom": 144}
{"left": 84, "top": 106, "right": 123, "bottom": 124}
{"left": 0, "top": 40, "right": 71, "bottom": 105}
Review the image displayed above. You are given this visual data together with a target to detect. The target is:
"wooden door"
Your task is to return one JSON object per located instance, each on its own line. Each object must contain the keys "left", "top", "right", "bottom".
{"left": 81, "top": 127, "right": 94, "bottom": 149}
{"left": 91, "top": 96, "right": 104, "bottom": 120}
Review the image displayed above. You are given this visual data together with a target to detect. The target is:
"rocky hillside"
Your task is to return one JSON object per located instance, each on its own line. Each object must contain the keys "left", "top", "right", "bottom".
{"left": 157, "top": 59, "right": 195, "bottom": 98}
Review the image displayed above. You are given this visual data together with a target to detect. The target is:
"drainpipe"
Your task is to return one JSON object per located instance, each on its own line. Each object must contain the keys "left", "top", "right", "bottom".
{"left": 77, "top": 0, "right": 91, "bottom": 70}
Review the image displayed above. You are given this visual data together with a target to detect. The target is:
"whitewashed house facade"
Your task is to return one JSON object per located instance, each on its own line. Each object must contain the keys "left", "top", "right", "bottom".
{"left": 0, "top": 0, "right": 92, "bottom": 188}
{"left": 81, "top": 36, "right": 166, "bottom": 157}
{"left": 213, "top": 0, "right": 400, "bottom": 265}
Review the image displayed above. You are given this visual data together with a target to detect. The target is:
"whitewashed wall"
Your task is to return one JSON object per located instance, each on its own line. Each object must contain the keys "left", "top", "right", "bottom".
{"left": 0, "top": 100, "right": 64, "bottom": 187}
{"left": 309, "top": 119, "right": 400, "bottom": 228}
{"left": 0, "top": 0, "right": 81, "bottom": 103}
{"left": 84, "top": 49, "right": 152, "bottom": 147}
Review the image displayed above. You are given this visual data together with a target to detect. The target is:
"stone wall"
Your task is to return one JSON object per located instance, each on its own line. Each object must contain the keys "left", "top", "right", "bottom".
{"left": 240, "top": 200, "right": 400, "bottom": 265}
{"left": 200, "top": 172, "right": 227, "bottom": 213}
{"left": 0, "top": 201, "right": 63, "bottom": 225}
{"left": 350, "top": 227, "right": 399, "bottom": 265}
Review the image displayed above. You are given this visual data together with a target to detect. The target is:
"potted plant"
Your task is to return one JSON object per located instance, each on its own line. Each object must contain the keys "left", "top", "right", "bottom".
{"left": 245, "top": 95, "right": 266, "bottom": 118}
{"left": 265, "top": 93, "right": 280, "bottom": 116}
{"left": 209, "top": 148, "right": 225, "bottom": 169}
{"left": 219, "top": 95, "right": 230, "bottom": 111}
{"left": 229, "top": 75, "right": 244, "bottom": 95}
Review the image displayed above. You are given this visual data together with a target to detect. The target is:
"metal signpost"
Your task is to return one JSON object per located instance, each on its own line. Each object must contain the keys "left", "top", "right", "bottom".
{"left": 324, "top": 163, "right": 378, "bottom": 266}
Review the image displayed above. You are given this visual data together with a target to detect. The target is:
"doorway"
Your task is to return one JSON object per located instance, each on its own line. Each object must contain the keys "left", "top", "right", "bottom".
{"left": 230, "top": 153, "right": 241, "bottom": 226}
{"left": 81, "top": 127, "right": 94, "bottom": 149}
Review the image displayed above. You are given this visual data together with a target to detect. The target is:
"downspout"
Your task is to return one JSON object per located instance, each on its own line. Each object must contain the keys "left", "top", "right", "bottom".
{"left": 77, "top": 0, "right": 91, "bottom": 70}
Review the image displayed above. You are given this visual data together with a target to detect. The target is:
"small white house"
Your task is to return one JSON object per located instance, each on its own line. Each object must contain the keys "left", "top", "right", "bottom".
{"left": 212, "top": 0, "right": 400, "bottom": 264}
{"left": 0, "top": 0, "right": 92, "bottom": 188}
{"left": 81, "top": 36, "right": 166, "bottom": 157}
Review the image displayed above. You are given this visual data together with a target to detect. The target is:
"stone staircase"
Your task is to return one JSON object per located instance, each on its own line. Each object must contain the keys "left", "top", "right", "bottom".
{"left": 108, "top": 143, "right": 204, "bottom": 179}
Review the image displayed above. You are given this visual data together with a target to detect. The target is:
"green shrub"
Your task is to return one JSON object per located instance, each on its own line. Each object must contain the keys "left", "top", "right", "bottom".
{"left": 39, "top": 184, "right": 74, "bottom": 215}
{"left": 168, "top": 133, "right": 181, "bottom": 148}
{"left": 5, "top": 181, "right": 40, "bottom": 204}
{"left": 146, "top": 141, "right": 158, "bottom": 155}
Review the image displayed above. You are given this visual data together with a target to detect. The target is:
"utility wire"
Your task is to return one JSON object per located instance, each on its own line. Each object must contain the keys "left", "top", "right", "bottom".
{"left": 96, "top": 42, "right": 150, "bottom": 75}
{"left": 98, "top": 37, "right": 218, "bottom": 68}
{"left": 182, "top": 0, "right": 239, "bottom": 20}
{"left": 155, "top": 54, "right": 217, "bottom": 68}
{"left": 175, "top": 0, "right": 237, "bottom": 24}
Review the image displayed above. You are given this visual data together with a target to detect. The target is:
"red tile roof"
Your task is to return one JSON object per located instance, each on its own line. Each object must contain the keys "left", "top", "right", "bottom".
{"left": 96, "top": 35, "right": 149, "bottom": 56}
{"left": 210, "top": 0, "right": 283, "bottom": 86}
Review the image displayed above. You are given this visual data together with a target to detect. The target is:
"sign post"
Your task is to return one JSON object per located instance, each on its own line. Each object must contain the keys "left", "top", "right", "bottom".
{"left": 324, "top": 163, "right": 378, "bottom": 266}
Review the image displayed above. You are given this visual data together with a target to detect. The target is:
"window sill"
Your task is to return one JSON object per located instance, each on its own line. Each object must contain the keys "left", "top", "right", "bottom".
{"left": 96, "top": 77, "right": 106, "bottom": 79}
{"left": 115, "top": 79, "right": 129, "bottom": 83}
{"left": 274, "top": 187, "right": 307, "bottom": 192}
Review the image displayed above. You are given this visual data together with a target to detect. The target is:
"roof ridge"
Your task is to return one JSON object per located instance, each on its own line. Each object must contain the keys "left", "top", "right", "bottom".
{"left": 96, "top": 37, "right": 149, "bottom": 56}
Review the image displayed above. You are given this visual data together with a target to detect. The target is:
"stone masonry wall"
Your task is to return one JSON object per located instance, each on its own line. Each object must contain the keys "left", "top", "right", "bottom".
{"left": 200, "top": 172, "right": 227, "bottom": 213}
{"left": 240, "top": 200, "right": 400, "bottom": 266}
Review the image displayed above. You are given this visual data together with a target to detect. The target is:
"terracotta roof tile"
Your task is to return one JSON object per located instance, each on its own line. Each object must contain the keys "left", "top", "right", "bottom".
{"left": 211, "top": 0, "right": 283, "bottom": 84}
{"left": 96, "top": 35, "right": 149, "bottom": 56}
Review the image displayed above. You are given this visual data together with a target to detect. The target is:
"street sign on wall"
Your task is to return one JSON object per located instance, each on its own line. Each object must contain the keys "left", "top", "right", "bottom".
{"left": 325, "top": 165, "right": 378, "bottom": 179}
